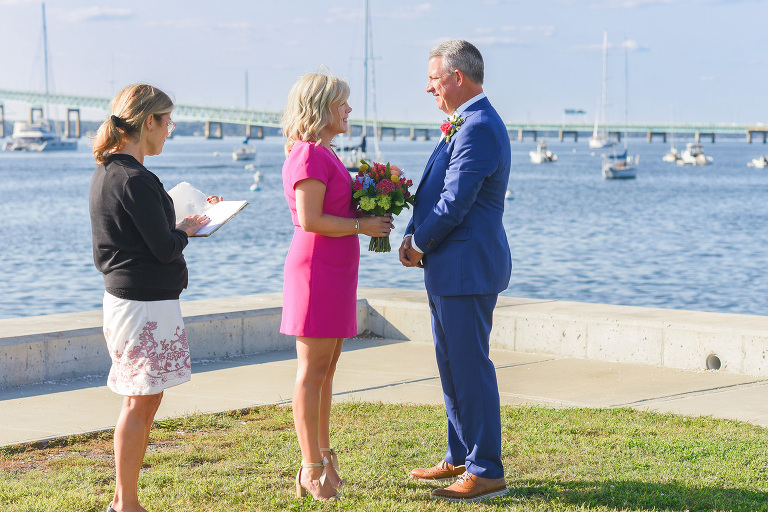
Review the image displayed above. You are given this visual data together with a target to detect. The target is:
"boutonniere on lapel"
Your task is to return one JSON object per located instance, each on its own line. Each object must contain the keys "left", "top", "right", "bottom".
{"left": 440, "top": 112, "right": 464, "bottom": 142}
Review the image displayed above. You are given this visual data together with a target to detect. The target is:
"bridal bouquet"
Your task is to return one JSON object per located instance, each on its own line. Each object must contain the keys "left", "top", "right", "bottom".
{"left": 351, "top": 159, "right": 415, "bottom": 252}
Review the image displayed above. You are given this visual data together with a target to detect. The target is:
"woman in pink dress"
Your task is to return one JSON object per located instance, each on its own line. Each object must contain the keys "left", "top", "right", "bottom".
{"left": 281, "top": 72, "right": 393, "bottom": 502}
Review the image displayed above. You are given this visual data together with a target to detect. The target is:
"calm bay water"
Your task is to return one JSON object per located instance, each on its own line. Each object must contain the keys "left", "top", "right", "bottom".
{"left": 1, "top": 135, "right": 767, "bottom": 320}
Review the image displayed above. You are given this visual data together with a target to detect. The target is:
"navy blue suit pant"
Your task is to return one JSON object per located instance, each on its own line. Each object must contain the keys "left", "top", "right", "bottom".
{"left": 428, "top": 293, "right": 504, "bottom": 479}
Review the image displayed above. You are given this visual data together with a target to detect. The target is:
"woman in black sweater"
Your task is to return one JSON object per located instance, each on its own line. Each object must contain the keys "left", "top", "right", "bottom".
{"left": 89, "top": 84, "right": 215, "bottom": 512}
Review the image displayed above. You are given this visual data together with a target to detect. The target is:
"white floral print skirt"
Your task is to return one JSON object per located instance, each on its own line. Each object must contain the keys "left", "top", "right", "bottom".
{"left": 102, "top": 292, "right": 191, "bottom": 396}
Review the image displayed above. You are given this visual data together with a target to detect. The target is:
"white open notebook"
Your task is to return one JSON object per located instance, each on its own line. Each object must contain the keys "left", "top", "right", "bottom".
{"left": 168, "top": 182, "right": 249, "bottom": 237}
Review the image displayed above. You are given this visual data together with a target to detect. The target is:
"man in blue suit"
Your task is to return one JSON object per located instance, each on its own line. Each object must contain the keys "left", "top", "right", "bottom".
{"left": 399, "top": 39, "right": 511, "bottom": 502}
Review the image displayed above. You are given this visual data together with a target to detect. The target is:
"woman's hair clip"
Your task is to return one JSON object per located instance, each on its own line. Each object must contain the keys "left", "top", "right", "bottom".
{"left": 111, "top": 114, "right": 131, "bottom": 131}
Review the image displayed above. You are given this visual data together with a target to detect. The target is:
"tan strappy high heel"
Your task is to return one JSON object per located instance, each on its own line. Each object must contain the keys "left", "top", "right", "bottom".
{"left": 295, "top": 460, "right": 338, "bottom": 502}
{"left": 321, "top": 447, "right": 347, "bottom": 489}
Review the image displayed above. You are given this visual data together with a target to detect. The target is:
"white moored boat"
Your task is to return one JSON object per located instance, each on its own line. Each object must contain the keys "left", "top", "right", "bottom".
{"left": 588, "top": 32, "right": 616, "bottom": 150}
{"left": 677, "top": 143, "right": 712, "bottom": 166}
{"left": 3, "top": 5, "right": 77, "bottom": 153}
{"left": 601, "top": 35, "right": 637, "bottom": 180}
{"left": 529, "top": 141, "right": 557, "bottom": 163}
{"left": 662, "top": 147, "right": 680, "bottom": 162}
{"left": 3, "top": 120, "right": 77, "bottom": 152}
{"left": 748, "top": 155, "right": 768, "bottom": 168}
{"left": 232, "top": 143, "right": 256, "bottom": 161}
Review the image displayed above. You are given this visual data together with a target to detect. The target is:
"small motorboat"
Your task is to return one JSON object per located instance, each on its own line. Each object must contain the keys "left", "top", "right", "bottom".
{"left": 748, "top": 155, "right": 768, "bottom": 168}
{"left": 662, "top": 146, "right": 680, "bottom": 163}
{"left": 233, "top": 145, "right": 256, "bottom": 161}
{"left": 677, "top": 143, "right": 712, "bottom": 166}
{"left": 529, "top": 141, "right": 557, "bottom": 164}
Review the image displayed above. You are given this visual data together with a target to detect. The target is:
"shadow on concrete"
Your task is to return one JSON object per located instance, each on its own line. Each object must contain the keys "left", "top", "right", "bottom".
{"left": 0, "top": 337, "right": 412, "bottom": 402}
{"left": 0, "top": 375, "right": 107, "bottom": 401}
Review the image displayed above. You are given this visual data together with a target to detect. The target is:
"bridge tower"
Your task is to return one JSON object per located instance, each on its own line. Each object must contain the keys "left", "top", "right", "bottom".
{"left": 30, "top": 107, "right": 43, "bottom": 123}
{"left": 246, "top": 125, "right": 263, "bottom": 139}
{"left": 65, "top": 108, "right": 81, "bottom": 138}
{"left": 205, "top": 121, "right": 223, "bottom": 139}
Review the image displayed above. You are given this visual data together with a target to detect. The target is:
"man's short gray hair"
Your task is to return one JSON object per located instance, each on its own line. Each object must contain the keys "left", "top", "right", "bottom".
{"left": 429, "top": 40, "right": 484, "bottom": 85}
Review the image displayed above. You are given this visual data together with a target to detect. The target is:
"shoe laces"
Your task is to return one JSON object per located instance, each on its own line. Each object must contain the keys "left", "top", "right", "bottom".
{"left": 456, "top": 472, "right": 473, "bottom": 484}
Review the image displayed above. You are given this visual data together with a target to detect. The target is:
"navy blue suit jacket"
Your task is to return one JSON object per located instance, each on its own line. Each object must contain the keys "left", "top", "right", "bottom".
{"left": 406, "top": 97, "right": 512, "bottom": 296}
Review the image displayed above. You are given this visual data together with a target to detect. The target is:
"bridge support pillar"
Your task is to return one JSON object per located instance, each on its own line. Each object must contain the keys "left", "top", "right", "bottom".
{"left": 0, "top": 104, "right": 4, "bottom": 138}
{"left": 559, "top": 130, "right": 578, "bottom": 142}
{"left": 65, "top": 108, "right": 81, "bottom": 138}
{"left": 609, "top": 131, "right": 622, "bottom": 143}
{"left": 647, "top": 131, "right": 666, "bottom": 143}
{"left": 695, "top": 131, "right": 715, "bottom": 143}
{"left": 517, "top": 129, "right": 537, "bottom": 142}
{"left": 30, "top": 107, "right": 43, "bottom": 123}
{"left": 378, "top": 126, "right": 396, "bottom": 140}
{"left": 747, "top": 130, "right": 767, "bottom": 144}
{"left": 409, "top": 127, "right": 430, "bottom": 141}
{"left": 205, "top": 121, "right": 223, "bottom": 139}
{"left": 348, "top": 124, "right": 363, "bottom": 138}
{"left": 246, "top": 125, "right": 264, "bottom": 139}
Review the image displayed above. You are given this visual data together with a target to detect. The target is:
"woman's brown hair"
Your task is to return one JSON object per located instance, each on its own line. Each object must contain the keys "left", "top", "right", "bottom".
{"left": 92, "top": 84, "right": 174, "bottom": 164}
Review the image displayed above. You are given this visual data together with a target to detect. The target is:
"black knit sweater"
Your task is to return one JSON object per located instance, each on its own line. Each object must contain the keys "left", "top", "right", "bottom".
{"left": 89, "top": 154, "right": 189, "bottom": 301}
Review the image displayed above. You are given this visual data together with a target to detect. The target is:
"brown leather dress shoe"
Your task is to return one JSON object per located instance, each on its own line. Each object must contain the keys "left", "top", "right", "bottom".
{"left": 409, "top": 460, "right": 466, "bottom": 483}
{"left": 431, "top": 471, "right": 508, "bottom": 502}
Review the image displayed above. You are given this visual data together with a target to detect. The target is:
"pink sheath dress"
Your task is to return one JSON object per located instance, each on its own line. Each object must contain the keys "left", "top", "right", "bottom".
{"left": 280, "top": 141, "right": 359, "bottom": 338}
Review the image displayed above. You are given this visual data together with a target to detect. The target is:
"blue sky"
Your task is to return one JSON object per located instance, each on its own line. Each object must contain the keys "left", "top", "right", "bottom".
{"left": 1, "top": 0, "right": 766, "bottom": 125}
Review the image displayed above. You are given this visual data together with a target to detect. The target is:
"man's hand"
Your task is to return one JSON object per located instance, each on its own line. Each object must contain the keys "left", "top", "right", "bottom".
{"left": 406, "top": 247, "right": 424, "bottom": 268}
{"left": 399, "top": 236, "right": 424, "bottom": 268}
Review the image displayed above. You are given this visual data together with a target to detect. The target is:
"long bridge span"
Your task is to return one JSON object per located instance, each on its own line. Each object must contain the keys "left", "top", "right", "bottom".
{"left": 1, "top": 88, "right": 766, "bottom": 143}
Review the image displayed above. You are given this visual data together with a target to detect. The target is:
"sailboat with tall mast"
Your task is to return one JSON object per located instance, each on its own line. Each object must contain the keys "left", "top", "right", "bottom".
{"left": 4, "top": 3, "right": 77, "bottom": 152}
{"left": 232, "top": 70, "right": 256, "bottom": 161}
{"left": 343, "top": 0, "right": 380, "bottom": 172}
{"left": 602, "top": 37, "right": 638, "bottom": 180}
{"left": 589, "top": 32, "right": 615, "bottom": 150}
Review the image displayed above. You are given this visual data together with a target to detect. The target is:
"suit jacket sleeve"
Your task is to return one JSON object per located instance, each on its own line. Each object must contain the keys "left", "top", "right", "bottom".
{"left": 414, "top": 120, "right": 501, "bottom": 253}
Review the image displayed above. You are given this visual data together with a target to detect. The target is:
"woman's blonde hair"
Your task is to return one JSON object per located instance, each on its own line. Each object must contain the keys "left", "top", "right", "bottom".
{"left": 92, "top": 84, "right": 174, "bottom": 164}
{"left": 281, "top": 72, "right": 350, "bottom": 156}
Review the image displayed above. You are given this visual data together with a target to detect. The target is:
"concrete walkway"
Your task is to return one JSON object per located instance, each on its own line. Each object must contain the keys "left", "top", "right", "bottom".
{"left": 2, "top": 336, "right": 768, "bottom": 447}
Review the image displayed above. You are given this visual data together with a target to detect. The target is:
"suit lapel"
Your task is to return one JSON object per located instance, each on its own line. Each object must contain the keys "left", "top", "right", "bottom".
{"left": 416, "top": 138, "right": 446, "bottom": 195}
{"left": 416, "top": 100, "right": 488, "bottom": 193}
{"left": 425, "top": 138, "right": 446, "bottom": 172}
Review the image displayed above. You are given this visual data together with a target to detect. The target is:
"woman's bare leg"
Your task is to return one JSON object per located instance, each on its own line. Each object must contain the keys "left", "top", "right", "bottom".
{"left": 111, "top": 392, "right": 163, "bottom": 512}
{"left": 293, "top": 337, "right": 338, "bottom": 499}
{"left": 319, "top": 338, "right": 344, "bottom": 487}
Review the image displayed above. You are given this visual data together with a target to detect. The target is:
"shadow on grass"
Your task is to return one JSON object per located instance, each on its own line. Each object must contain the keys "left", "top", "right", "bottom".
{"left": 502, "top": 479, "right": 768, "bottom": 512}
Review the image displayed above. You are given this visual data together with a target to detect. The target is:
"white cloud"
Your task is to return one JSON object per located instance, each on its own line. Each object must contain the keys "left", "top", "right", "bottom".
{"left": 472, "top": 36, "right": 527, "bottom": 47}
{"left": 0, "top": 0, "right": 37, "bottom": 5}
{"left": 571, "top": 39, "right": 649, "bottom": 51}
{"left": 622, "top": 39, "right": 650, "bottom": 51}
{"left": 325, "top": 7, "right": 359, "bottom": 23}
{"left": 389, "top": 3, "right": 433, "bottom": 20}
{"left": 147, "top": 19, "right": 256, "bottom": 31}
{"left": 474, "top": 27, "right": 495, "bottom": 35}
{"left": 502, "top": 25, "right": 555, "bottom": 37}
{"left": 60, "top": 7, "right": 133, "bottom": 22}
{"left": 700, "top": 75, "right": 716, "bottom": 81}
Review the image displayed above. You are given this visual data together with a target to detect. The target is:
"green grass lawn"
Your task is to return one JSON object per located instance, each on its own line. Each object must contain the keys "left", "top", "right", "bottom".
{"left": 2, "top": 403, "right": 768, "bottom": 511}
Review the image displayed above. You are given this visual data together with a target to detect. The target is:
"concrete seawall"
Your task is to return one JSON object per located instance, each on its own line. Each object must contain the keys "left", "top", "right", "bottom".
{"left": 2, "top": 287, "right": 768, "bottom": 389}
